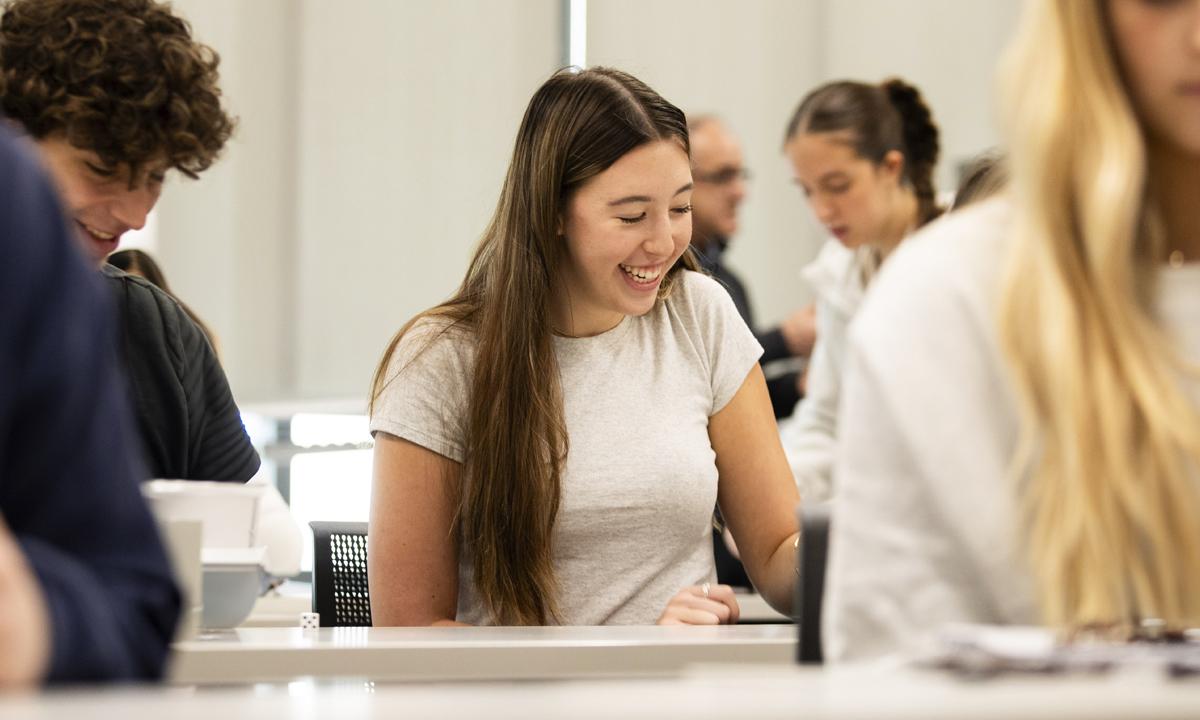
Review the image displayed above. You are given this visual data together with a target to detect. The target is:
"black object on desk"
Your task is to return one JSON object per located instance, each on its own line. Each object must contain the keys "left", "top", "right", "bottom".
{"left": 310, "top": 521, "right": 372, "bottom": 627}
{"left": 796, "top": 504, "right": 831, "bottom": 664}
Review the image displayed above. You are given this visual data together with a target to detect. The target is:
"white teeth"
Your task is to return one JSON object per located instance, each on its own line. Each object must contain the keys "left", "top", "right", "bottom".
{"left": 619, "top": 264, "right": 662, "bottom": 283}
{"left": 83, "top": 224, "right": 115, "bottom": 240}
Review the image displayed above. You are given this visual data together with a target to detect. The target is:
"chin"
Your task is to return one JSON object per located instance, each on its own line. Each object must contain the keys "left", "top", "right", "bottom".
{"left": 621, "top": 297, "right": 658, "bottom": 317}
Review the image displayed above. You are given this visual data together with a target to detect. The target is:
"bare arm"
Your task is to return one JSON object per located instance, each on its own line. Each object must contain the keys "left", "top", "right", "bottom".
{"left": 709, "top": 364, "right": 801, "bottom": 615}
{"left": 368, "top": 433, "right": 469, "bottom": 626}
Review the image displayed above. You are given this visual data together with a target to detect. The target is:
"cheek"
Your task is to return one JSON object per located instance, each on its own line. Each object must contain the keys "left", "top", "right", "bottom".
{"left": 673, "top": 215, "right": 693, "bottom": 251}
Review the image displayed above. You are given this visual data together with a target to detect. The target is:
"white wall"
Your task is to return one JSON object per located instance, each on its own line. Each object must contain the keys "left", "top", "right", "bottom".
{"left": 153, "top": 0, "right": 1021, "bottom": 404}
{"left": 159, "top": 0, "right": 560, "bottom": 402}
{"left": 293, "top": 0, "right": 560, "bottom": 399}
{"left": 159, "top": 0, "right": 301, "bottom": 401}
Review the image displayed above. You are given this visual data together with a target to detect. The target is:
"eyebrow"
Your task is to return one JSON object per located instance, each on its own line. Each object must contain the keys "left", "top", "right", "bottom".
{"left": 607, "top": 183, "right": 694, "bottom": 206}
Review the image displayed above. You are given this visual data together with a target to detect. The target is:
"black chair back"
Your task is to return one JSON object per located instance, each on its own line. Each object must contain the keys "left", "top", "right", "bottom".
{"left": 309, "top": 521, "right": 372, "bottom": 627}
{"left": 796, "top": 503, "right": 831, "bottom": 664}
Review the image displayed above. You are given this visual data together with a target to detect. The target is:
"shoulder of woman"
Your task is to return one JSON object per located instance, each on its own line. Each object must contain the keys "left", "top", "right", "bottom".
{"left": 854, "top": 197, "right": 1012, "bottom": 345}
{"left": 663, "top": 269, "right": 742, "bottom": 322}
{"left": 383, "top": 315, "right": 475, "bottom": 381}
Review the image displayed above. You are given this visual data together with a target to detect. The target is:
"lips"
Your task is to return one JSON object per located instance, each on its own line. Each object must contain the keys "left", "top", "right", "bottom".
{"left": 75, "top": 220, "right": 121, "bottom": 261}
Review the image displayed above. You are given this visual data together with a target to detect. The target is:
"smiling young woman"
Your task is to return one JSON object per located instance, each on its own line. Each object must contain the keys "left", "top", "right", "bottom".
{"left": 368, "top": 67, "right": 800, "bottom": 627}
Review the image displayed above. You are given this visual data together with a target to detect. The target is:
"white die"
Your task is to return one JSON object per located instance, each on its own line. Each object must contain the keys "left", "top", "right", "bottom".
{"left": 300, "top": 612, "right": 320, "bottom": 629}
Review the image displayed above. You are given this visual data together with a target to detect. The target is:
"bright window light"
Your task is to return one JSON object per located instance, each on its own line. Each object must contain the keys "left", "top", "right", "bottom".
{"left": 290, "top": 413, "right": 371, "bottom": 448}
{"left": 569, "top": 0, "right": 587, "bottom": 68}
{"left": 289, "top": 449, "right": 372, "bottom": 572}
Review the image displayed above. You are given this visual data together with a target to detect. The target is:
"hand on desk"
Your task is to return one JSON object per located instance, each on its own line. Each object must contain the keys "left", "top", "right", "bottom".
{"left": 657, "top": 583, "right": 740, "bottom": 625}
{"left": 0, "top": 516, "right": 50, "bottom": 688}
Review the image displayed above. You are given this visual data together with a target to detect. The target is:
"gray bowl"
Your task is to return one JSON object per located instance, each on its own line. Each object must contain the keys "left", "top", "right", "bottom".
{"left": 201, "top": 564, "right": 269, "bottom": 629}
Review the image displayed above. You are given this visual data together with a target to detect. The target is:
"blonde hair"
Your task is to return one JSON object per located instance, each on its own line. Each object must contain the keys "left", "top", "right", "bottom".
{"left": 998, "top": 0, "right": 1200, "bottom": 629}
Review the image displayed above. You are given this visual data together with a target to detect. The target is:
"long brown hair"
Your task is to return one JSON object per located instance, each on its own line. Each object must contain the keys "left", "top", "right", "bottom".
{"left": 371, "top": 67, "right": 695, "bottom": 625}
{"left": 784, "top": 78, "right": 943, "bottom": 228}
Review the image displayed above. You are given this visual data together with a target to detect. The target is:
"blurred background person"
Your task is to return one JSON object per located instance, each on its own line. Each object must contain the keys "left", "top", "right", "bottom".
{"left": 688, "top": 115, "right": 816, "bottom": 420}
{"left": 951, "top": 151, "right": 1008, "bottom": 210}
{"left": 0, "top": 124, "right": 179, "bottom": 686}
{"left": 109, "top": 248, "right": 222, "bottom": 358}
{"left": 825, "top": 0, "right": 1200, "bottom": 660}
{"left": 688, "top": 115, "right": 816, "bottom": 590}
{"left": 779, "top": 77, "right": 944, "bottom": 504}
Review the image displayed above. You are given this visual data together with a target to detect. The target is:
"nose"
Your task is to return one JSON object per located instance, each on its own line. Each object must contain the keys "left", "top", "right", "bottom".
{"left": 643, "top": 211, "right": 677, "bottom": 257}
{"left": 109, "top": 185, "right": 159, "bottom": 231}
{"left": 728, "top": 177, "right": 747, "bottom": 205}
{"left": 809, "top": 195, "right": 836, "bottom": 226}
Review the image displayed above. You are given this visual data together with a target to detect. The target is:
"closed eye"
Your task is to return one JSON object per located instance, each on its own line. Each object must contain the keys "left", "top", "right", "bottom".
{"left": 618, "top": 212, "right": 647, "bottom": 225}
{"left": 85, "top": 161, "right": 117, "bottom": 179}
{"left": 671, "top": 204, "right": 692, "bottom": 216}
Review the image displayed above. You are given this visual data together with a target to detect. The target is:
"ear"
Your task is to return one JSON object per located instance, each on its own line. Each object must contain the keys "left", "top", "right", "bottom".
{"left": 880, "top": 149, "right": 906, "bottom": 184}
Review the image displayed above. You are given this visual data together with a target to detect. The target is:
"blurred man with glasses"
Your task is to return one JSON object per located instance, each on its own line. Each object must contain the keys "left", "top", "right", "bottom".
{"left": 688, "top": 116, "right": 815, "bottom": 590}
{"left": 688, "top": 116, "right": 814, "bottom": 419}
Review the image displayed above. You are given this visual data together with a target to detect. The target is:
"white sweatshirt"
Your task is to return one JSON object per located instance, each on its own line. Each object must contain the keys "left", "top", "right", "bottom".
{"left": 780, "top": 239, "right": 863, "bottom": 504}
{"left": 824, "top": 198, "right": 1200, "bottom": 662}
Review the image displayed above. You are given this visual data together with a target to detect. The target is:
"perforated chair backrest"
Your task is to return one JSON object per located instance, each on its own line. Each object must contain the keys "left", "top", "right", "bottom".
{"left": 309, "top": 521, "right": 372, "bottom": 627}
{"left": 796, "top": 503, "right": 831, "bottom": 664}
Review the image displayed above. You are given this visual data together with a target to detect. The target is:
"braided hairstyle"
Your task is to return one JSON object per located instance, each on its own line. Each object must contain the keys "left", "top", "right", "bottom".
{"left": 784, "top": 77, "right": 943, "bottom": 227}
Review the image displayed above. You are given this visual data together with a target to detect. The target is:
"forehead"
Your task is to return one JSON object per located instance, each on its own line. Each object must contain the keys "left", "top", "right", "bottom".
{"left": 690, "top": 121, "right": 742, "bottom": 166}
{"left": 43, "top": 135, "right": 169, "bottom": 173}
{"left": 788, "top": 132, "right": 865, "bottom": 174}
{"left": 574, "top": 139, "right": 691, "bottom": 198}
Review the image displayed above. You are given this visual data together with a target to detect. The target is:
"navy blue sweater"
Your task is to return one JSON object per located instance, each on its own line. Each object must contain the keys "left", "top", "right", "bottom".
{"left": 0, "top": 127, "right": 180, "bottom": 682}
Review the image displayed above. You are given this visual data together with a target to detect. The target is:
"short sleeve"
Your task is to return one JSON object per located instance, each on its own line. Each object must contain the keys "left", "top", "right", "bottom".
{"left": 180, "top": 310, "right": 261, "bottom": 482}
{"left": 676, "top": 272, "right": 763, "bottom": 415}
{"left": 369, "top": 320, "right": 473, "bottom": 463}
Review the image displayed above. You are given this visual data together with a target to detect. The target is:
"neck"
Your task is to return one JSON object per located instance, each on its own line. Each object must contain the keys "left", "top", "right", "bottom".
{"left": 549, "top": 281, "right": 623, "bottom": 338}
{"left": 877, "top": 189, "right": 920, "bottom": 258}
{"left": 1148, "top": 141, "right": 1200, "bottom": 262}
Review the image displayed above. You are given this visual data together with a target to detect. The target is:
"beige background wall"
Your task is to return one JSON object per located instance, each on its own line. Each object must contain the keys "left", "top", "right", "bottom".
{"left": 153, "top": 0, "right": 1021, "bottom": 404}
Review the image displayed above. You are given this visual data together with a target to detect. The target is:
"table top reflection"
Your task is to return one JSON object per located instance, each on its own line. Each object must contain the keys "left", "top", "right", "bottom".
{"left": 169, "top": 624, "right": 797, "bottom": 684}
{"left": 10, "top": 663, "right": 1200, "bottom": 720}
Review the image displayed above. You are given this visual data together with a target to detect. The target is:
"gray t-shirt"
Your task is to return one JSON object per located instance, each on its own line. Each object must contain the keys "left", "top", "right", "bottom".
{"left": 370, "top": 270, "right": 762, "bottom": 625}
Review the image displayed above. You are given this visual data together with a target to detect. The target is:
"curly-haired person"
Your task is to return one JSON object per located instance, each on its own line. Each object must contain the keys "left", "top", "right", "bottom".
{"left": 1, "top": 0, "right": 260, "bottom": 485}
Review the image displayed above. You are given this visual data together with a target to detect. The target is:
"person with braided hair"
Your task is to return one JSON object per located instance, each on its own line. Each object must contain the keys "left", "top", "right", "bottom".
{"left": 778, "top": 77, "right": 943, "bottom": 504}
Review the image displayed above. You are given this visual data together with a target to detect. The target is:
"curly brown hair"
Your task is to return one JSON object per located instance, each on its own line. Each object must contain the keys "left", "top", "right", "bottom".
{"left": 0, "top": 0, "right": 234, "bottom": 179}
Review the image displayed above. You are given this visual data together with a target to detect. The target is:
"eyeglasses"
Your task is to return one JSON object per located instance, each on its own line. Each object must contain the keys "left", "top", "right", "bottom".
{"left": 693, "top": 166, "right": 751, "bottom": 186}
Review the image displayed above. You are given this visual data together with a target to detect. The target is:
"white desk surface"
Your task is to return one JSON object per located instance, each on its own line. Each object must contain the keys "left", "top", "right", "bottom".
{"left": 240, "top": 588, "right": 792, "bottom": 628}
{"left": 169, "top": 624, "right": 797, "bottom": 684}
{"left": 9, "top": 664, "right": 1200, "bottom": 719}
